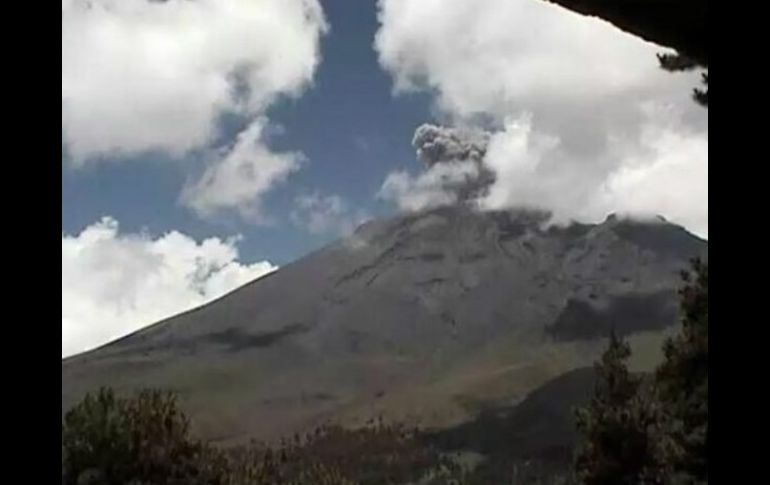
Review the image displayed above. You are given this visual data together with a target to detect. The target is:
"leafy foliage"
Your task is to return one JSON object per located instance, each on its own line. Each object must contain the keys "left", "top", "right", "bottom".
{"left": 62, "top": 391, "right": 462, "bottom": 484}
{"left": 572, "top": 259, "right": 708, "bottom": 485}
{"left": 573, "top": 331, "right": 659, "bottom": 484}
{"left": 657, "top": 52, "right": 708, "bottom": 107}
{"left": 61, "top": 388, "right": 223, "bottom": 485}
{"left": 654, "top": 259, "right": 708, "bottom": 484}
{"left": 221, "top": 420, "right": 457, "bottom": 485}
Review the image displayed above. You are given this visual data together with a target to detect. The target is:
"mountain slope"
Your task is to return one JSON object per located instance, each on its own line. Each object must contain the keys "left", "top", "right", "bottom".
{"left": 62, "top": 206, "right": 706, "bottom": 443}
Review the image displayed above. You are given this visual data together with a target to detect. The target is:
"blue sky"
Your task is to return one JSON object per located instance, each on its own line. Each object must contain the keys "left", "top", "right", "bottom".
{"left": 63, "top": 0, "right": 434, "bottom": 265}
{"left": 62, "top": 0, "right": 707, "bottom": 357}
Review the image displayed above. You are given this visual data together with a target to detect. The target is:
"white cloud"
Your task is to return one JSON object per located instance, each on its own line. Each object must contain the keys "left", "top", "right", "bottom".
{"left": 591, "top": 111, "right": 709, "bottom": 237}
{"left": 481, "top": 110, "right": 708, "bottom": 238}
{"left": 374, "top": 0, "right": 707, "bottom": 237}
{"left": 180, "top": 118, "right": 303, "bottom": 222}
{"left": 291, "top": 192, "right": 369, "bottom": 236}
{"left": 62, "top": 0, "right": 327, "bottom": 162}
{"left": 375, "top": 0, "right": 699, "bottom": 119}
{"left": 377, "top": 110, "right": 707, "bottom": 238}
{"left": 62, "top": 217, "right": 277, "bottom": 358}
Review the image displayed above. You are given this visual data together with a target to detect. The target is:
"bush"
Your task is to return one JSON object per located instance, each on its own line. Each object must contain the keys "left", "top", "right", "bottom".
{"left": 62, "top": 391, "right": 457, "bottom": 485}
{"left": 62, "top": 388, "right": 224, "bottom": 485}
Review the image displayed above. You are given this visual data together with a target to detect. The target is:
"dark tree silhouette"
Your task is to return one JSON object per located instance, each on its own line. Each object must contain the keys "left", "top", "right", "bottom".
{"left": 654, "top": 259, "right": 708, "bottom": 483}
{"left": 61, "top": 388, "right": 223, "bottom": 485}
{"left": 573, "top": 330, "right": 659, "bottom": 484}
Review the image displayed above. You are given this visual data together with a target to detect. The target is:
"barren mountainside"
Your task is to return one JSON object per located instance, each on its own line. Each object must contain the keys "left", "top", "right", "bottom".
{"left": 62, "top": 206, "right": 707, "bottom": 443}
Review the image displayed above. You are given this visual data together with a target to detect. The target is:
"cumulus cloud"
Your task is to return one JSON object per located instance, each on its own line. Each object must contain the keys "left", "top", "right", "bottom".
{"left": 62, "top": 0, "right": 327, "bottom": 162}
{"left": 180, "top": 118, "right": 303, "bottom": 222}
{"left": 375, "top": 0, "right": 701, "bottom": 120}
{"left": 481, "top": 109, "right": 708, "bottom": 237}
{"left": 380, "top": 110, "right": 707, "bottom": 238}
{"left": 62, "top": 217, "right": 277, "bottom": 358}
{"left": 291, "top": 192, "right": 370, "bottom": 236}
{"left": 374, "top": 0, "right": 707, "bottom": 237}
{"left": 590, "top": 112, "right": 708, "bottom": 237}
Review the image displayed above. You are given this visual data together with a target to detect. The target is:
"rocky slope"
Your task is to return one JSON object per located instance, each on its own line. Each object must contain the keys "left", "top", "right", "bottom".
{"left": 62, "top": 206, "right": 706, "bottom": 443}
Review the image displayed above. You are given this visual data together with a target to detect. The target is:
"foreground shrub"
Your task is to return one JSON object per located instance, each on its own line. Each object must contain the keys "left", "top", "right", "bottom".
{"left": 63, "top": 391, "right": 459, "bottom": 484}
{"left": 62, "top": 388, "right": 225, "bottom": 485}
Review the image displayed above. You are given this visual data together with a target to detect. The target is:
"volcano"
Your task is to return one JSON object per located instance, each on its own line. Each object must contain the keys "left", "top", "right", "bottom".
{"left": 62, "top": 206, "right": 706, "bottom": 444}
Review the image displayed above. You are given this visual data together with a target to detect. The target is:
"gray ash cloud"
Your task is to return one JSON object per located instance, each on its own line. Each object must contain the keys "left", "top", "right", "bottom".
{"left": 410, "top": 124, "right": 496, "bottom": 202}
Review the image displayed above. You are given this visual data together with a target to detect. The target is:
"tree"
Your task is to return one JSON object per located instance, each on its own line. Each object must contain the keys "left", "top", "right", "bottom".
{"left": 658, "top": 53, "right": 708, "bottom": 107}
{"left": 571, "top": 259, "right": 708, "bottom": 485}
{"left": 654, "top": 259, "right": 708, "bottom": 484}
{"left": 573, "top": 330, "right": 659, "bottom": 485}
{"left": 61, "top": 390, "right": 448, "bottom": 484}
{"left": 62, "top": 388, "right": 224, "bottom": 485}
